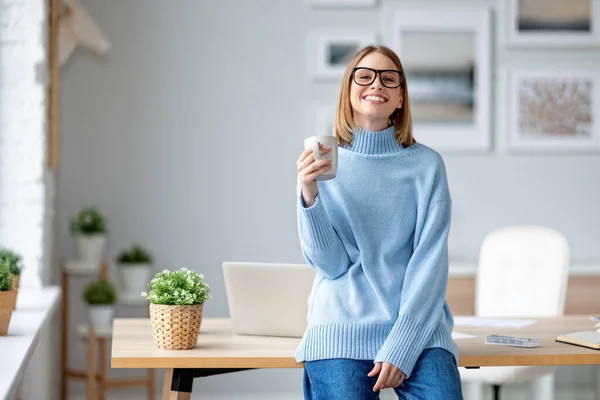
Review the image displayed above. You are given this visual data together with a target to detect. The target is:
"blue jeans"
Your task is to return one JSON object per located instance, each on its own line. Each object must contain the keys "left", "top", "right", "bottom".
{"left": 303, "top": 348, "right": 463, "bottom": 400}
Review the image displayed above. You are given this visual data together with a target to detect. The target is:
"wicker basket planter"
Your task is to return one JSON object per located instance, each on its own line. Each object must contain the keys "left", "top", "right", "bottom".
{"left": 0, "top": 249, "right": 23, "bottom": 311}
{"left": 149, "top": 303, "right": 204, "bottom": 350}
{"left": 0, "top": 290, "right": 17, "bottom": 335}
{"left": 11, "top": 274, "right": 19, "bottom": 310}
{"left": 11, "top": 274, "right": 19, "bottom": 291}
{"left": 142, "top": 268, "right": 211, "bottom": 350}
{"left": 0, "top": 257, "right": 17, "bottom": 334}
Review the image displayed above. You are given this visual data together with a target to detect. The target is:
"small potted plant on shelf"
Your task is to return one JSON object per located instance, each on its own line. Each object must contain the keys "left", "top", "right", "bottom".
{"left": 0, "top": 259, "right": 16, "bottom": 335}
{"left": 115, "top": 244, "right": 153, "bottom": 299}
{"left": 0, "top": 248, "right": 23, "bottom": 291}
{"left": 70, "top": 206, "right": 108, "bottom": 263}
{"left": 142, "top": 268, "right": 211, "bottom": 350}
{"left": 82, "top": 279, "right": 117, "bottom": 329}
{"left": 0, "top": 248, "right": 23, "bottom": 309}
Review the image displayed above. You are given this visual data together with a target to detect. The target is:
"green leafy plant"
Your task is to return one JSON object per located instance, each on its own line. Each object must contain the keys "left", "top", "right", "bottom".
{"left": 142, "top": 268, "right": 211, "bottom": 306}
{"left": 0, "top": 259, "right": 13, "bottom": 291}
{"left": 0, "top": 248, "right": 23, "bottom": 275}
{"left": 116, "top": 244, "right": 153, "bottom": 265}
{"left": 70, "top": 206, "right": 107, "bottom": 235}
{"left": 82, "top": 280, "right": 117, "bottom": 305}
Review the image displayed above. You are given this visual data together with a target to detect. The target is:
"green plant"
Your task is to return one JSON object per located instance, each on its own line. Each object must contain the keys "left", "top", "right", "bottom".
{"left": 116, "top": 244, "right": 153, "bottom": 265}
{"left": 0, "top": 248, "right": 23, "bottom": 275}
{"left": 0, "top": 259, "right": 13, "bottom": 291}
{"left": 82, "top": 280, "right": 117, "bottom": 305}
{"left": 141, "top": 268, "right": 211, "bottom": 306}
{"left": 70, "top": 206, "right": 107, "bottom": 235}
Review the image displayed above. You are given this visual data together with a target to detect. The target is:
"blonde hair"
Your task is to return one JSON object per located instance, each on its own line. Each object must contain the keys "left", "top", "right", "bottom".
{"left": 333, "top": 45, "right": 415, "bottom": 148}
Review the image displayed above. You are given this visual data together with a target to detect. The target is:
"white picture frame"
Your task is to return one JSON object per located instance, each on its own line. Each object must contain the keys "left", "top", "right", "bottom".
{"left": 506, "top": 0, "right": 600, "bottom": 47}
{"left": 305, "top": 0, "right": 377, "bottom": 8}
{"left": 382, "top": 7, "right": 492, "bottom": 153}
{"left": 506, "top": 68, "right": 600, "bottom": 153}
{"left": 308, "top": 30, "right": 377, "bottom": 81}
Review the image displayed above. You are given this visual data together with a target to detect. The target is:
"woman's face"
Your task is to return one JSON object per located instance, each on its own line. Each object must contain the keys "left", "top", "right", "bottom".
{"left": 350, "top": 52, "right": 403, "bottom": 130}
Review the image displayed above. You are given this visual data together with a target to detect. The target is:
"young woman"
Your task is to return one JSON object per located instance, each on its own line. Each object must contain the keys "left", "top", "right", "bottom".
{"left": 295, "top": 45, "right": 463, "bottom": 399}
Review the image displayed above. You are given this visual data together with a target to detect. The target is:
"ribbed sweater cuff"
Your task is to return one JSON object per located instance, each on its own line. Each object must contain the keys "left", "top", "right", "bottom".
{"left": 374, "top": 314, "right": 433, "bottom": 378}
{"left": 299, "top": 193, "right": 336, "bottom": 250}
{"left": 298, "top": 323, "right": 390, "bottom": 361}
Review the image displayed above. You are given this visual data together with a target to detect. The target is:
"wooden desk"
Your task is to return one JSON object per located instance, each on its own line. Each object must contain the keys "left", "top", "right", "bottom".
{"left": 111, "top": 316, "right": 600, "bottom": 399}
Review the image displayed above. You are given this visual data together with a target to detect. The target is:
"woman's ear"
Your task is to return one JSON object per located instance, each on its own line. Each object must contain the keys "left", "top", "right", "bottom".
{"left": 396, "top": 89, "right": 404, "bottom": 109}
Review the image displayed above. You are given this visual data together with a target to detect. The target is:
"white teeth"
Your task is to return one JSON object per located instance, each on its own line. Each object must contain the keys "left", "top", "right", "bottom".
{"left": 365, "top": 95, "right": 386, "bottom": 103}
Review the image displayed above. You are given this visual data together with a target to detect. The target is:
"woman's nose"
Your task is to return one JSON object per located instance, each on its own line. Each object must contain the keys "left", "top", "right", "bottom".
{"left": 370, "top": 74, "right": 384, "bottom": 89}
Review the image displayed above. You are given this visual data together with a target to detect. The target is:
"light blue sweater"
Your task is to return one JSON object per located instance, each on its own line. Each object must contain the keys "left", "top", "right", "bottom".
{"left": 295, "top": 125, "right": 459, "bottom": 378}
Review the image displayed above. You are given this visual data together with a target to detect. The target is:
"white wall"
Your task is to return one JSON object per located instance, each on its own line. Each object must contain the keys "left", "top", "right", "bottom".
{"left": 0, "top": 0, "right": 58, "bottom": 399}
{"left": 0, "top": 0, "right": 48, "bottom": 290}
{"left": 57, "top": 0, "right": 600, "bottom": 397}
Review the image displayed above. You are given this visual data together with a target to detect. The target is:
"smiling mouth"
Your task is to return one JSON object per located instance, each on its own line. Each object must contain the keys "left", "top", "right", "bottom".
{"left": 362, "top": 95, "right": 388, "bottom": 103}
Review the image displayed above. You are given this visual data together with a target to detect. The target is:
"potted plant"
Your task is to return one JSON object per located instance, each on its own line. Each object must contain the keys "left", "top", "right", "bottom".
{"left": 0, "top": 248, "right": 23, "bottom": 291}
{"left": 115, "top": 244, "right": 153, "bottom": 298}
{"left": 142, "top": 268, "right": 211, "bottom": 350}
{"left": 70, "top": 206, "right": 108, "bottom": 263}
{"left": 0, "top": 248, "right": 23, "bottom": 309}
{"left": 82, "top": 279, "right": 117, "bottom": 329}
{"left": 0, "top": 259, "right": 16, "bottom": 335}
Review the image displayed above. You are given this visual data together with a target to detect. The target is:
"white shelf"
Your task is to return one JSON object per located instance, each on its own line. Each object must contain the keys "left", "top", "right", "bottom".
{"left": 0, "top": 286, "right": 61, "bottom": 400}
{"left": 76, "top": 323, "right": 113, "bottom": 339}
{"left": 63, "top": 259, "right": 102, "bottom": 275}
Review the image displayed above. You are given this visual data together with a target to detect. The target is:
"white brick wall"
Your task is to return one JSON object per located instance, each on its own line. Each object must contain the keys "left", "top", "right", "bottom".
{"left": 1, "top": 2, "right": 57, "bottom": 398}
{"left": 1, "top": 1, "right": 56, "bottom": 399}
{"left": 0, "top": 0, "right": 49, "bottom": 289}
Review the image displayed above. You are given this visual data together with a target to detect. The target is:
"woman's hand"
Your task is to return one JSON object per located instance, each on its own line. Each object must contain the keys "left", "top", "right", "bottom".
{"left": 296, "top": 143, "right": 332, "bottom": 207}
{"left": 368, "top": 362, "right": 405, "bottom": 391}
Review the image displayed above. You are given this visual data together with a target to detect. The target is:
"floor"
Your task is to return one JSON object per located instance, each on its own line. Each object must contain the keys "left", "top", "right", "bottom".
{"left": 67, "top": 387, "right": 597, "bottom": 400}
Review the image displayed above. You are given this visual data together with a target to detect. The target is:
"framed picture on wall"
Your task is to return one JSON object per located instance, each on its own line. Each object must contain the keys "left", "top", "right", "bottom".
{"left": 506, "top": 69, "right": 600, "bottom": 152}
{"left": 308, "top": 30, "right": 377, "bottom": 81}
{"left": 382, "top": 7, "right": 492, "bottom": 152}
{"left": 507, "top": 0, "right": 600, "bottom": 47}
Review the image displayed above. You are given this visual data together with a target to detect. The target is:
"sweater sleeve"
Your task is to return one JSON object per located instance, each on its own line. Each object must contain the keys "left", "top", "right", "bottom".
{"left": 374, "top": 199, "right": 451, "bottom": 378}
{"left": 296, "top": 181, "right": 351, "bottom": 280}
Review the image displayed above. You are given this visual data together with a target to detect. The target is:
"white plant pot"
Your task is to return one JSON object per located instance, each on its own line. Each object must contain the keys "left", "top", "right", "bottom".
{"left": 87, "top": 305, "right": 115, "bottom": 329}
{"left": 75, "top": 234, "right": 107, "bottom": 262}
{"left": 118, "top": 263, "right": 153, "bottom": 296}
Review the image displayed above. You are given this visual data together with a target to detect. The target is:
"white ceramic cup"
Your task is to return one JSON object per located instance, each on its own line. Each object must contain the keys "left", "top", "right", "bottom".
{"left": 304, "top": 135, "right": 338, "bottom": 181}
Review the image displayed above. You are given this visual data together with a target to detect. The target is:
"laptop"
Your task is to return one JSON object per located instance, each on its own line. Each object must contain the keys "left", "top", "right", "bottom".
{"left": 222, "top": 261, "right": 316, "bottom": 338}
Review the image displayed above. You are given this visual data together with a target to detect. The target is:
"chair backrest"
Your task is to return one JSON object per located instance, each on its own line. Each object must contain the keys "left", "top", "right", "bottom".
{"left": 475, "top": 226, "right": 570, "bottom": 318}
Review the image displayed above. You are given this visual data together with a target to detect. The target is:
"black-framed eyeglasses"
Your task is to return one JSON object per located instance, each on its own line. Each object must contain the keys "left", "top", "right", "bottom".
{"left": 352, "top": 67, "right": 403, "bottom": 88}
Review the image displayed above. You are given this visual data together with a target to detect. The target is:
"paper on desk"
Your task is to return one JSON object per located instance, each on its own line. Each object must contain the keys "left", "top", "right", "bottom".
{"left": 454, "top": 316, "right": 536, "bottom": 329}
{"left": 451, "top": 332, "right": 476, "bottom": 340}
{"left": 589, "top": 316, "right": 600, "bottom": 322}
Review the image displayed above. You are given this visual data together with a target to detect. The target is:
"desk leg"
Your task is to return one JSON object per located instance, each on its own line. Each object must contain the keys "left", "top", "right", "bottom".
{"left": 147, "top": 368, "right": 155, "bottom": 400}
{"left": 169, "top": 368, "right": 194, "bottom": 400}
{"left": 159, "top": 367, "right": 253, "bottom": 400}
{"left": 162, "top": 369, "right": 173, "bottom": 400}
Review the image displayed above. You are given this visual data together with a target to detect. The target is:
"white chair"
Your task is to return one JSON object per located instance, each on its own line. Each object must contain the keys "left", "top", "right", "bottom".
{"left": 460, "top": 226, "right": 570, "bottom": 400}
